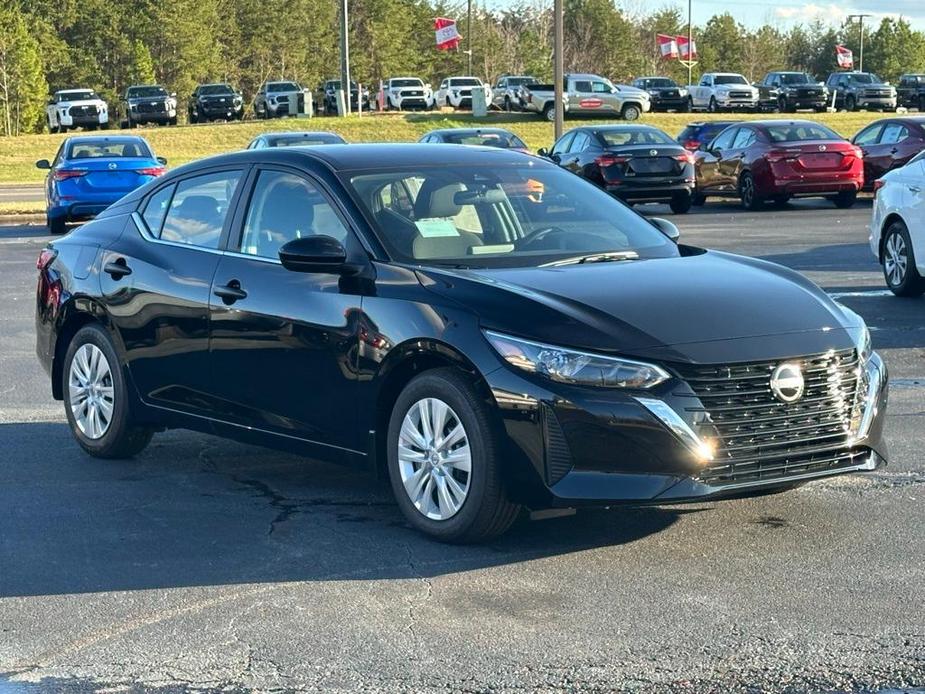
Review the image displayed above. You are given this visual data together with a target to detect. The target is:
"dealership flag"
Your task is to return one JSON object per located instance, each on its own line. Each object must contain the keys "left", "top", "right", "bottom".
{"left": 836, "top": 44, "right": 854, "bottom": 69}
{"left": 435, "top": 17, "right": 462, "bottom": 50}
{"left": 676, "top": 35, "right": 697, "bottom": 60}
{"left": 657, "top": 34, "right": 679, "bottom": 59}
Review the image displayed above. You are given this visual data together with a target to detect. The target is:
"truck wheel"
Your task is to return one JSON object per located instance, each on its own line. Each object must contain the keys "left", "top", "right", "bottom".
{"left": 543, "top": 103, "right": 556, "bottom": 121}
{"left": 621, "top": 103, "right": 641, "bottom": 121}
{"left": 680, "top": 99, "right": 691, "bottom": 113}
{"left": 48, "top": 119, "right": 58, "bottom": 134}
{"left": 919, "top": 95, "right": 925, "bottom": 112}
{"left": 708, "top": 96, "right": 718, "bottom": 113}
{"left": 846, "top": 95, "right": 857, "bottom": 112}
{"left": 188, "top": 110, "right": 197, "bottom": 124}
{"left": 738, "top": 172, "right": 764, "bottom": 211}
{"left": 169, "top": 116, "right": 177, "bottom": 126}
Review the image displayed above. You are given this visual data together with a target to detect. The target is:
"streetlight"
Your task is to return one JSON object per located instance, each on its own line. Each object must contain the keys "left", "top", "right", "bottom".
{"left": 847, "top": 14, "right": 872, "bottom": 72}
{"left": 553, "top": 0, "right": 563, "bottom": 139}
{"left": 340, "top": 0, "right": 351, "bottom": 115}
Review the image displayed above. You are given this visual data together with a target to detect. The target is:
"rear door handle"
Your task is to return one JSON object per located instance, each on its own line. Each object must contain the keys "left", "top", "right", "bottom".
{"left": 103, "top": 258, "right": 132, "bottom": 279}
{"left": 909, "top": 185, "right": 922, "bottom": 193}
{"left": 213, "top": 280, "right": 247, "bottom": 304}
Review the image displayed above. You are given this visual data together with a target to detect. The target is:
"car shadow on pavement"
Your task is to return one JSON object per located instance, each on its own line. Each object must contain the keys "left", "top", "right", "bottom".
{"left": 0, "top": 422, "right": 693, "bottom": 598}
{"left": 757, "top": 243, "right": 879, "bottom": 272}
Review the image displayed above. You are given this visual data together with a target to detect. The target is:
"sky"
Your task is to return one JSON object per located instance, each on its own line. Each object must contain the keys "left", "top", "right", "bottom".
{"left": 479, "top": 0, "right": 925, "bottom": 30}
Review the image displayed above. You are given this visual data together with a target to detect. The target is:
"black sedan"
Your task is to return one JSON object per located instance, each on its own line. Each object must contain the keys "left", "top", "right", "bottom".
{"left": 540, "top": 125, "right": 696, "bottom": 213}
{"left": 36, "top": 144, "right": 888, "bottom": 542}
{"left": 419, "top": 127, "right": 528, "bottom": 151}
{"left": 247, "top": 131, "right": 347, "bottom": 149}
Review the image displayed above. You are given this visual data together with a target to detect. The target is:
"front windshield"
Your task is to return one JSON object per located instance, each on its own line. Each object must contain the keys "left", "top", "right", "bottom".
{"left": 780, "top": 73, "right": 813, "bottom": 85}
{"left": 128, "top": 86, "right": 167, "bottom": 98}
{"left": 715, "top": 75, "right": 749, "bottom": 85}
{"left": 200, "top": 84, "right": 234, "bottom": 95}
{"left": 60, "top": 91, "right": 97, "bottom": 101}
{"left": 268, "top": 82, "right": 300, "bottom": 92}
{"left": 765, "top": 123, "right": 841, "bottom": 142}
{"left": 440, "top": 131, "right": 527, "bottom": 149}
{"left": 599, "top": 128, "right": 674, "bottom": 146}
{"left": 641, "top": 79, "right": 675, "bottom": 88}
{"left": 847, "top": 73, "right": 882, "bottom": 84}
{"left": 452, "top": 78, "right": 482, "bottom": 87}
{"left": 345, "top": 164, "right": 677, "bottom": 268}
{"left": 506, "top": 77, "right": 534, "bottom": 86}
{"left": 393, "top": 79, "right": 423, "bottom": 88}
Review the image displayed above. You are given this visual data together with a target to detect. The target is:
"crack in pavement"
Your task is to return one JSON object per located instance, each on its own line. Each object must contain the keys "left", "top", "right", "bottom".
{"left": 403, "top": 542, "right": 434, "bottom": 646}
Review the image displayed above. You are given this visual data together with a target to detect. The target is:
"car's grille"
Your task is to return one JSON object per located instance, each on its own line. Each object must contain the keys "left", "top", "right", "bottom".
{"left": 864, "top": 89, "right": 891, "bottom": 98}
{"left": 675, "top": 348, "right": 862, "bottom": 485}
{"left": 796, "top": 88, "right": 823, "bottom": 97}
{"left": 401, "top": 90, "right": 423, "bottom": 97}
{"left": 137, "top": 102, "right": 166, "bottom": 113}
{"left": 729, "top": 91, "right": 753, "bottom": 99}
{"left": 69, "top": 105, "right": 98, "bottom": 117}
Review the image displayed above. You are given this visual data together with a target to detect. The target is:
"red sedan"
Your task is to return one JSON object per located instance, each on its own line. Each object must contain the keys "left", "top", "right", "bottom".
{"left": 694, "top": 120, "right": 864, "bottom": 210}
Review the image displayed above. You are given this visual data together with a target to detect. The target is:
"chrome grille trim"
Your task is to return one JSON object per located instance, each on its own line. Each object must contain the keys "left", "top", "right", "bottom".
{"left": 673, "top": 348, "right": 862, "bottom": 484}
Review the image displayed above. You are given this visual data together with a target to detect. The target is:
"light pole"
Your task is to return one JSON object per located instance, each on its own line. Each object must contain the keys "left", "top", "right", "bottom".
{"left": 847, "top": 14, "right": 871, "bottom": 72}
{"left": 553, "top": 0, "right": 563, "bottom": 139}
{"left": 467, "top": 0, "right": 472, "bottom": 75}
{"left": 340, "top": 0, "right": 351, "bottom": 115}
{"left": 687, "top": 0, "right": 693, "bottom": 86}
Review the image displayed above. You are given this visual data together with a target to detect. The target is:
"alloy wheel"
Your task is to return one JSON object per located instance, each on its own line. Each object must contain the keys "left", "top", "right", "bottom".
{"left": 68, "top": 343, "right": 115, "bottom": 440}
{"left": 740, "top": 175, "right": 755, "bottom": 207}
{"left": 397, "top": 397, "right": 472, "bottom": 521}
{"left": 885, "top": 231, "right": 908, "bottom": 287}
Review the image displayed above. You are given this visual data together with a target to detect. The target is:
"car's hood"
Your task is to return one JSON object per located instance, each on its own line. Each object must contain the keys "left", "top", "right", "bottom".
{"left": 616, "top": 85, "right": 650, "bottom": 98}
{"left": 128, "top": 95, "right": 169, "bottom": 103}
{"left": 56, "top": 98, "right": 105, "bottom": 107}
{"left": 417, "top": 251, "right": 863, "bottom": 364}
{"left": 715, "top": 84, "right": 756, "bottom": 93}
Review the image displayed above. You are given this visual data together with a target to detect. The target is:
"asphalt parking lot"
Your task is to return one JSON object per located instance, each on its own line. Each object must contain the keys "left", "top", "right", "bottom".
{"left": 1, "top": 198, "right": 923, "bottom": 693}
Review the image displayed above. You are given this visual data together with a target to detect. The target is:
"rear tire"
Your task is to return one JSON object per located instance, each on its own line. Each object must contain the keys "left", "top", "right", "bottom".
{"left": 63, "top": 324, "right": 154, "bottom": 459}
{"left": 47, "top": 215, "right": 67, "bottom": 235}
{"left": 881, "top": 220, "right": 925, "bottom": 297}
{"left": 739, "top": 172, "right": 764, "bottom": 211}
{"left": 386, "top": 368, "right": 520, "bottom": 543}
{"left": 846, "top": 95, "right": 857, "bottom": 112}
{"left": 669, "top": 192, "right": 692, "bottom": 214}
{"left": 833, "top": 190, "right": 857, "bottom": 208}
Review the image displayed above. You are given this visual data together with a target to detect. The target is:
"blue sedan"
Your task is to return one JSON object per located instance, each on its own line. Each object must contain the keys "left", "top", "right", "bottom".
{"left": 36, "top": 135, "right": 167, "bottom": 234}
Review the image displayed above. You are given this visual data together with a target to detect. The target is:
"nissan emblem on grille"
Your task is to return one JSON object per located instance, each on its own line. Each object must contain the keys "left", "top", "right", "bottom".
{"left": 770, "top": 362, "right": 805, "bottom": 403}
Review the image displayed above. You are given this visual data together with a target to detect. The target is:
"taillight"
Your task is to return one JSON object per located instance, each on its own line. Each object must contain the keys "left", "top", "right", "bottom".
{"left": 674, "top": 151, "right": 695, "bottom": 165}
{"left": 683, "top": 139, "right": 700, "bottom": 150}
{"left": 37, "top": 248, "right": 57, "bottom": 270}
{"left": 872, "top": 179, "right": 886, "bottom": 197}
{"left": 596, "top": 154, "right": 629, "bottom": 167}
{"left": 763, "top": 150, "right": 789, "bottom": 163}
{"left": 136, "top": 166, "right": 167, "bottom": 177}
{"left": 53, "top": 169, "right": 87, "bottom": 181}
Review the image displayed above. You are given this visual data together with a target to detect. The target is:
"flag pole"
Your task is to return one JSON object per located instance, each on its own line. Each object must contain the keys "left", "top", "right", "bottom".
{"left": 687, "top": 0, "right": 693, "bottom": 87}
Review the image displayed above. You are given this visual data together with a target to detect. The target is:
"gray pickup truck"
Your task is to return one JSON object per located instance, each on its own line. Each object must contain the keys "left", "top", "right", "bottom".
{"left": 520, "top": 73, "right": 651, "bottom": 121}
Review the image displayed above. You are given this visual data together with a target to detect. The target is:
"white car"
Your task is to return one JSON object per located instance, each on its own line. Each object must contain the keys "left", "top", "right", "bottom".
{"left": 383, "top": 77, "right": 434, "bottom": 111}
{"left": 46, "top": 89, "right": 109, "bottom": 132}
{"left": 687, "top": 73, "right": 759, "bottom": 112}
{"left": 435, "top": 77, "right": 491, "bottom": 110}
{"left": 869, "top": 150, "right": 925, "bottom": 296}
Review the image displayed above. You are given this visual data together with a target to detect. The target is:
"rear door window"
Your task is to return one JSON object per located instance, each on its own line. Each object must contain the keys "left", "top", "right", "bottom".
{"left": 568, "top": 132, "right": 590, "bottom": 153}
{"left": 880, "top": 124, "right": 909, "bottom": 145}
{"left": 142, "top": 184, "right": 175, "bottom": 236}
{"left": 732, "top": 129, "right": 756, "bottom": 149}
{"left": 159, "top": 170, "right": 242, "bottom": 249}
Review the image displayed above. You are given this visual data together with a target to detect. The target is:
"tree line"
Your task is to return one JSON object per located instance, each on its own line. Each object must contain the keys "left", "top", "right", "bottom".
{"left": 2, "top": 0, "right": 925, "bottom": 135}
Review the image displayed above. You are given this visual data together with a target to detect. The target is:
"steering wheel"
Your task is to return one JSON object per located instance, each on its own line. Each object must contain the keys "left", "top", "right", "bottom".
{"left": 515, "top": 225, "right": 570, "bottom": 250}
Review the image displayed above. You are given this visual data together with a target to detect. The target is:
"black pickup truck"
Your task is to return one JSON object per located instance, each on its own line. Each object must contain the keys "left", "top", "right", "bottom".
{"left": 120, "top": 84, "right": 177, "bottom": 127}
{"left": 631, "top": 77, "right": 689, "bottom": 112}
{"left": 756, "top": 72, "right": 828, "bottom": 112}
{"left": 897, "top": 74, "right": 925, "bottom": 110}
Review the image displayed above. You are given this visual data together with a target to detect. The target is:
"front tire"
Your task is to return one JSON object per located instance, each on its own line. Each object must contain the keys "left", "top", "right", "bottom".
{"left": 386, "top": 368, "right": 520, "bottom": 543}
{"left": 708, "top": 96, "right": 718, "bottom": 113}
{"left": 846, "top": 95, "right": 857, "bottom": 112}
{"left": 63, "top": 324, "right": 154, "bottom": 459}
{"left": 621, "top": 103, "right": 641, "bottom": 121}
{"left": 882, "top": 221, "right": 925, "bottom": 297}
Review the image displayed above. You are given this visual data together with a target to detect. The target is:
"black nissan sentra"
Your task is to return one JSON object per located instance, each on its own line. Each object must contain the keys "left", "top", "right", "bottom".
{"left": 35, "top": 144, "right": 889, "bottom": 542}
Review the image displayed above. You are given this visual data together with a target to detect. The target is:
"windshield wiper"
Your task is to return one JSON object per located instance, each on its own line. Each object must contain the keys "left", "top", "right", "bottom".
{"left": 541, "top": 251, "right": 640, "bottom": 267}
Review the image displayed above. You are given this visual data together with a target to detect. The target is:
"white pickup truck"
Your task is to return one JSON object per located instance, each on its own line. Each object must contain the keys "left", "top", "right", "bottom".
{"left": 520, "top": 73, "right": 651, "bottom": 121}
{"left": 687, "top": 73, "right": 759, "bottom": 112}
{"left": 46, "top": 88, "right": 109, "bottom": 132}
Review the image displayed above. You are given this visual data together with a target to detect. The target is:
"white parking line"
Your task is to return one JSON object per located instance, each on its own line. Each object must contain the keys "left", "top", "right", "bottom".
{"left": 827, "top": 289, "right": 894, "bottom": 298}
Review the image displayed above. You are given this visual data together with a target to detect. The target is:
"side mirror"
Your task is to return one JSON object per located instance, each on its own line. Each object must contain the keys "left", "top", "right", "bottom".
{"left": 157, "top": 156, "right": 167, "bottom": 165}
{"left": 537, "top": 147, "right": 549, "bottom": 158}
{"left": 170, "top": 92, "right": 177, "bottom": 98}
{"left": 36, "top": 159, "right": 51, "bottom": 170}
{"left": 279, "top": 235, "right": 354, "bottom": 274}
{"left": 650, "top": 217, "right": 680, "bottom": 242}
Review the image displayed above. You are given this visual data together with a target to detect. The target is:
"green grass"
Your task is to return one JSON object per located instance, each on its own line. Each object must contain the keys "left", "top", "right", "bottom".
{"left": 0, "top": 110, "right": 889, "bottom": 185}
{"left": 0, "top": 201, "right": 44, "bottom": 215}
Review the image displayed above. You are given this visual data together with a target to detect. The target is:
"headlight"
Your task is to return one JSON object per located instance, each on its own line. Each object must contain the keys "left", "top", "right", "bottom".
{"left": 679, "top": 88, "right": 688, "bottom": 96}
{"left": 484, "top": 331, "right": 670, "bottom": 389}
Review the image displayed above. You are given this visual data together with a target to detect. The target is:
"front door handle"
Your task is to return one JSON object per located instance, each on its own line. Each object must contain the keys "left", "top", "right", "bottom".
{"left": 214, "top": 280, "right": 247, "bottom": 305}
{"left": 103, "top": 258, "right": 132, "bottom": 279}
{"left": 908, "top": 185, "right": 922, "bottom": 193}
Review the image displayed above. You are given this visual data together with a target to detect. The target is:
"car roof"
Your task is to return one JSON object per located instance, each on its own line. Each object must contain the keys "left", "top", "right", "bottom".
{"left": 735, "top": 119, "right": 837, "bottom": 130}
{"left": 127, "top": 84, "right": 164, "bottom": 89}
{"left": 428, "top": 128, "right": 515, "bottom": 136}
{"left": 709, "top": 73, "right": 746, "bottom": 77}
{"left": 685, "top": 120, "right": 738, "bottom": 127}
{"left": 262, "top": 131, "right": 344, "bottom": 139}
{"left": 388, "top": 76, "right": 423, "bottom": 81}
{"left": 198, "top": 82, "right": 233, "bottom": 88}
{"left": 64, "top": 135, "right": 149, "bottom": 144}
{"left": 57, "top": 88, "right": 95, "bottom": 93}
{"left": 635, "top": 76, "right": 673, "bottom": 80}
{"left": 592, "top": 124, "right": 663, "bottom": 131}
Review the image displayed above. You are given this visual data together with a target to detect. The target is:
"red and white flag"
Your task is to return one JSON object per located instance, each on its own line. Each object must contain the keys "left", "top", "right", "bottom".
{"left": 435, "top": 17, "right": 462, "bottom": 51}
{"left": 836, "top": 44, "right": 854, "bottom": 69}
{"left": 676, "top": 35, "right": 697, "bottom": 60}
{"left": 656, "top": 34, "right": 679, "bottom": 59}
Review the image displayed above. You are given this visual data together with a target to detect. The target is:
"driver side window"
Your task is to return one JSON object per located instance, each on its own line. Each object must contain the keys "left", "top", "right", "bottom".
{"left": 551, "top": 131, "right": 575, "bottom": 155}
{"left": 591, "top": 81, "right": 610, "bottom": 93}
{"left": 710, "top": 128, "right": 738, "bottom": 152}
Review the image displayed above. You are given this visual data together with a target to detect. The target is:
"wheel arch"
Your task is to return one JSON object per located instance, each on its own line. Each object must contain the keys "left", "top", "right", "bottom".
{"left": 878, "top": 212, "right": 907, "bottom": 262}
{"left": 370, "top": 338, "right": 496, "bottom": 475}
{"left": 51, "top": 298, "right": 121, "bottom": 401}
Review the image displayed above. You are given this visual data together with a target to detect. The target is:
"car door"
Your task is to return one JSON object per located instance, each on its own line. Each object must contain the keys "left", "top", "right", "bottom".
{"left": 696, "top": 127, "right": 739, "bottom": 193}
{"left": 548, "top": 130, "right": 575, "bottom": 168}
{"left": 880, "top": 123, "right": 916, "bottom": 171}
{"left": 720, "top": 127, "right": 755, "bottom": 183}
{"left": 100, "top": 166, "right": 246, "bottom": 415}
{"left": 591, "top": 80, "right": 619, "bottom": 114}
{"left": 854, "top": 123, "right": 888, "bottom": 182}
{"left": 561, "top": 131, "right": 590, "bottom": 174}
{"left": 569, "top": 80, "right": 594, "bottom": 112}
{"left": 206, "top": 166, "right": 366, "bottom": 451}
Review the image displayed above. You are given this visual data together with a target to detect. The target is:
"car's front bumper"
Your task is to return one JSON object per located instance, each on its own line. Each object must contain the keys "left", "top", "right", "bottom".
{"left": 194, "top": 103, "right": 243, "bottom": 119}
{"left": 485, "top": 350, "right": 888, "bottom": 509}
{"left": 650, "top": 97, "right": 688, "bottom": 111}
{"left": 855, "top": 97, "right": 897, "bottom": 109}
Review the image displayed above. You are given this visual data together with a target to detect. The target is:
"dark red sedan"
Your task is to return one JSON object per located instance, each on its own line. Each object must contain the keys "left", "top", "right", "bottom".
{"left": 694, "top": 120, "right": 864, "bottom": 210}
{"left": 852, "top": 116, "right": 925, "bottom": 190}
